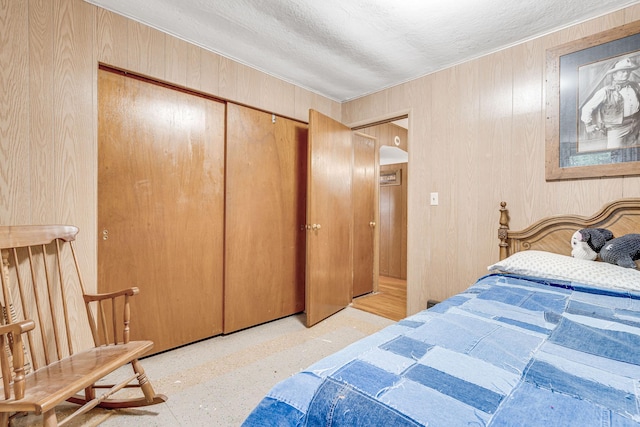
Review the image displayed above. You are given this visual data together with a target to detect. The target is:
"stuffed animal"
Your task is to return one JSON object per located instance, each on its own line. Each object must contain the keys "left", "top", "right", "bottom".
{"left": 599, "top": 234, "right": 640, "bottom": 269}
{"left": 570, "top": 228, "right": 614, "bottom": 260}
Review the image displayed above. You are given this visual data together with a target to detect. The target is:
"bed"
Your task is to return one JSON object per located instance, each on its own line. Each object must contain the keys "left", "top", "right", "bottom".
{"left": 243, "top": 198, "right": 640, "bottom": 427}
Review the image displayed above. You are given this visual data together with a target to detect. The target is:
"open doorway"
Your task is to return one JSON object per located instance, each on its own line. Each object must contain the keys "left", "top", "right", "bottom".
{"left": 351, "top": 117, "right": 408, "bottom": 321}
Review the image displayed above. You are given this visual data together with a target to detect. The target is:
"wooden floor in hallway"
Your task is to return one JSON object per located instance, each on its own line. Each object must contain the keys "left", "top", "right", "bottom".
{"left": 351, "top": 276, "right": 407, "bottom": 321}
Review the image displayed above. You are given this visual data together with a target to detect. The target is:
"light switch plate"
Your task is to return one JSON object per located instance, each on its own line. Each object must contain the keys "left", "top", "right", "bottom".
{"left": 430, "top": 192, "right": 439, "bottom": 206}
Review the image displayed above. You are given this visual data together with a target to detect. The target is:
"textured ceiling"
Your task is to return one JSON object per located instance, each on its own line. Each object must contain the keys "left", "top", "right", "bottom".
{"left": 85, "top": 0, "right": 640, "bottom": 102}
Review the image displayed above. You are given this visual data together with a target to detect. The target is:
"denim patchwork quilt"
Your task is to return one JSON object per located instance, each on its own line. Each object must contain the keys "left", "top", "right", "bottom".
{"left": 243, "top": 273, "right": 640, "bottom": 426}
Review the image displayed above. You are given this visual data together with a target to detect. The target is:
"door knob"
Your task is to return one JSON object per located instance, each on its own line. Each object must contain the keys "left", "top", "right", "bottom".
{"left": 369, "top": 221, "right": 376, "bottom": 228}
{"left": 102, "top": 229, "right": 109, "bottom": 240}
{"left": 311, "top": 224, "right": 321, "bottom": 231}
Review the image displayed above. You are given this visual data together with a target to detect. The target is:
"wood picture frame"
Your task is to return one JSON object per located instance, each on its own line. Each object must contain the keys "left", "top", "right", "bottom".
{"left": 546, "top": 21, "right": 640, "bottom": 181}
{"left": 380, "top": 169, "right": 401, "bottom": 186}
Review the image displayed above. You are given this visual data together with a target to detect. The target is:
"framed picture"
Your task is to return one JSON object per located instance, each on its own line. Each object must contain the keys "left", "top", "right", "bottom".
{"left": 380, "top": 169, "right": 401, "bottom": 186}
{"left": 546, "top": 21, "right": 640, "bottom": 180}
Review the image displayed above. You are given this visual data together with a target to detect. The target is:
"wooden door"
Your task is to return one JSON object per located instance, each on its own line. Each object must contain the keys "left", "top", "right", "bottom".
{"left": 352, "top": 132, "right": 376, "bottom": 297}
{"left": 380, "top": 163, "right": 408, "bottom": 279}
{"left": 305, "top": 110, "right": 353, "bottom": 327}
{"left": 224, "top": 104, "right": 307, "bottom": 333}
{"left": 98, "top": 68, "right": 225, "bottom": 354}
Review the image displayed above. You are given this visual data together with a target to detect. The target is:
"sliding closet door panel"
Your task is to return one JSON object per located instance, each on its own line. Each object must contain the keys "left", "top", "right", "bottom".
{"left": 225, "top": 103, "right": 307, "bottom": 333}
{"left": 98, "top": 68, "right": 225, "bottom": 354}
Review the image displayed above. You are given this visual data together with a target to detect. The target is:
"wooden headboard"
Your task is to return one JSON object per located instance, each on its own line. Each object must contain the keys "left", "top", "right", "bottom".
{"left": 498, "top": 198, "right": 640, "bottom": 260}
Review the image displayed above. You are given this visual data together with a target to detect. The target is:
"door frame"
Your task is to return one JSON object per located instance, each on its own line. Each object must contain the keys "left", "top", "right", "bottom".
{"left": 348, "top": 110, "right": 410, "bottom": 308}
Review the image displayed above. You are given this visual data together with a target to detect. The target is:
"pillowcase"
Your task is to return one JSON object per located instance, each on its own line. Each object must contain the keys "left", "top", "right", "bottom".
{"left": 488, "top": 250, "right": 640, "bottom": 292}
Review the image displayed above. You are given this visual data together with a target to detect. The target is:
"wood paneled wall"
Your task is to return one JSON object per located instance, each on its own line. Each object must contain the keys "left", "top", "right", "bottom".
{"left": 0, "top": 0, "right": 340, "bottom": 294}
{"left": 4, "top": 0, "right": 640, "bottom": 320}
{"left": 343, "top": 5, "right": 640, "bottom": 315}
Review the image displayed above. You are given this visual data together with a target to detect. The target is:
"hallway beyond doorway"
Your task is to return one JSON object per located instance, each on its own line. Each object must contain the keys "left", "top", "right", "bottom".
{"left": 351, "top": 276, "right": 406, "bottom": 321}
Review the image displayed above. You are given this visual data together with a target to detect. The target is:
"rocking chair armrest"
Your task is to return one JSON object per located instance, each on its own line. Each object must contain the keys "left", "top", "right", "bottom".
{"left": 0, "top": 319, "right": 36, "bottom": 336}
{"left": 83, "top": 287, "right": 140, "bottom": 303}
{"left": 84, "top": 288, "right": 140, "bottom": 346}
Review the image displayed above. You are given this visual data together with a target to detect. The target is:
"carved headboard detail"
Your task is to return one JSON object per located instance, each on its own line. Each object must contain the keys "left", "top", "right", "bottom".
{"left": 499, "top": 198, "right": 640, "bottom": 261}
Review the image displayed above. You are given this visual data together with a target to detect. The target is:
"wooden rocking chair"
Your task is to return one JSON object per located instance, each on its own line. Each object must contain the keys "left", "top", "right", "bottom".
{"left": 0, "top": 225, "right": 167, "bottom": 426}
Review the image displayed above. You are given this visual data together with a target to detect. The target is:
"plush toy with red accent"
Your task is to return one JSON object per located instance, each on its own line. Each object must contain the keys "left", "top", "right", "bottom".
{"left": 570, "top": 228, "right": 614, "bottom": 261}
{"left": 599, "top": 234, "right": 640, "bottom": 269}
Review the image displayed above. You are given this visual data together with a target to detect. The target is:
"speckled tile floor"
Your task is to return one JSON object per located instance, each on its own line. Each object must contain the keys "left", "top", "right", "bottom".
{"left": 12, "top": 307, "right": 393, "bottom": 427}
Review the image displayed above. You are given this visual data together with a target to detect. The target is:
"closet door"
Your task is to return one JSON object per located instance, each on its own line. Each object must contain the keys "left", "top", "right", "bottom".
{"left": 98, "top": 68, "right": 225, "bottom": 354}
{"left": 224, "top": 104, "right": 307, "bottom": 333}
{"left": 305, "top": 110, "right": 353, "bottom": 327}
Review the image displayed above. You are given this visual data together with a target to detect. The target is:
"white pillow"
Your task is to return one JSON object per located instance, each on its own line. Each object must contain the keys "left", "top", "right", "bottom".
{"left": 488, "top": 250, "right": 640, "bottom": 292}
